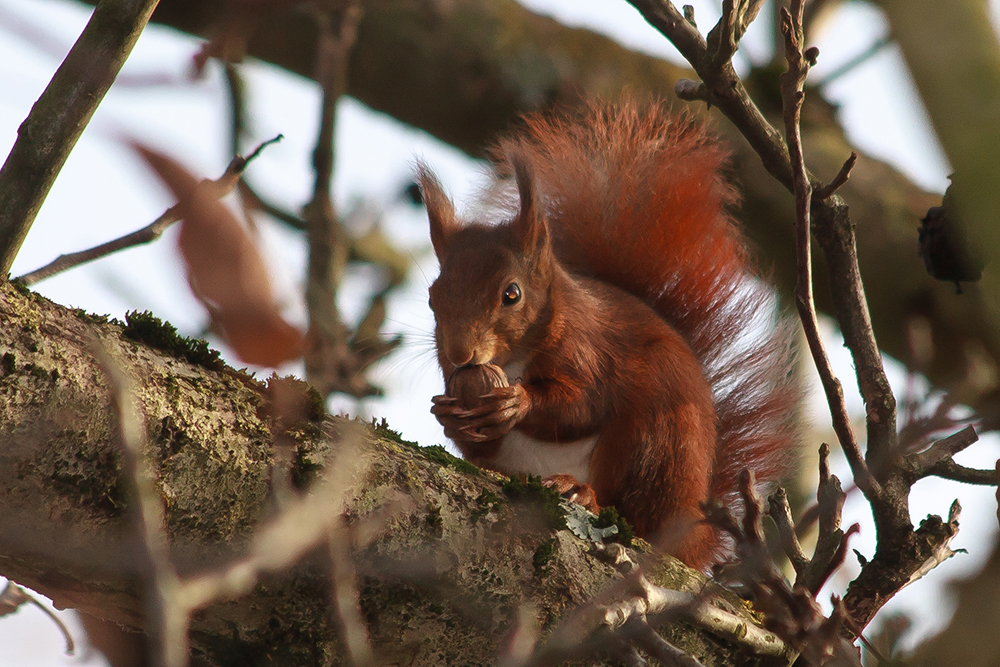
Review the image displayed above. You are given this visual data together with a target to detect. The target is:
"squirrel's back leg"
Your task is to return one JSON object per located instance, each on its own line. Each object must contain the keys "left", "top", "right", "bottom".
{"left": 588, "top": 409, "right": 718, "bottom": 569}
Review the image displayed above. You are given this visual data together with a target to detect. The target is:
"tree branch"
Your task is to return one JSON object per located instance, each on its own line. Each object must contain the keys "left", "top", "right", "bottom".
{"left": 0, "top": 282, "right": 785, "bottom": 667}
{"left": 63, "top": 0, "right": 998, "bottom": 402}
{"left": 0, "top": 0, "right": 160, "bottom": 276}
{"left": 16, "top": 136, "right": 280, "bottom": 286}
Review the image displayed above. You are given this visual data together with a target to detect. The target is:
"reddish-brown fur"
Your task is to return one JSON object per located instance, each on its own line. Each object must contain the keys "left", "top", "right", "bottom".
{"left": 421, "top": 99, "right": 799, "bottom": 570}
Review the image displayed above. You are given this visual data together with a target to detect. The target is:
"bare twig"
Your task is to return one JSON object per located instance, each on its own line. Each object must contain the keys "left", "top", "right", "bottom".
{"left": 816, "top": 36, "right": 892, "bottom": 87}
{"left": 779, "top": 0, "right": 876, "bottom": 498}
{"left": 0, "top": 581, "right": 75, "bottom": 654}
{"left": 238, "top": 180, "right": 309, "bottom": 230}
{"left": 815, "top": 151, "right": 859, "bottom": 200}
{"left": 768, "top": 445, "right": 858, "bottom": 596}
{"left": 94, "top": 341, "right": 188, "bottom": 667}
{"left": 768, "top": 487, "right": 809, "bottom": 578}
{"left": 709, "top": 470, "right": 861, "bottom": 666}
{"left": 804, "top": 444, "right": 851, "bottom": 595}
{"left": 223, "top": 62, "right": 247, "bottom": 161}
{"left": 303, "top": 3, "right": 373, "bottom": 398}
{"left": 912, "top": 425, "right": 979, "bottom": 473}
{"left": 17, "top": 135, "right": 281, "bottom": 286}
{"left": 924, "top": 459, "right": 998, "bottom": 485}
{"left": 0, "top": 0, "right": 160, "bottom": 276}
{"left": 707, "top": 0, "right": 766, "bottom": 67}
{"left": 327, "top": 521, "right": 374, "bottom": 667}
{"left": 627, "top": 0, "right": 795, "bottom": 189}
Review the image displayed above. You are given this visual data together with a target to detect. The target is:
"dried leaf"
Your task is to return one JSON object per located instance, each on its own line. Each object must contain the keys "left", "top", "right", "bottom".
{"left": 134, "top": 144, "right": 303, "bottom": 367}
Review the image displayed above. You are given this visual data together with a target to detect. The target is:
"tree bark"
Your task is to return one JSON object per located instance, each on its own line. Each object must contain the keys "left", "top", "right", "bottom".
{"left": 0, "top": 281, "right": 783, "bottom": 666}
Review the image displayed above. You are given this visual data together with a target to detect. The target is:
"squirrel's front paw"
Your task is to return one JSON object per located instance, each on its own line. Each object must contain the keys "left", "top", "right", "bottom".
{"left": 543, "top": 474, "right": 600, "bottom": 514}
{"left": 431, "top": 384, "right": 529, "bottom": 442}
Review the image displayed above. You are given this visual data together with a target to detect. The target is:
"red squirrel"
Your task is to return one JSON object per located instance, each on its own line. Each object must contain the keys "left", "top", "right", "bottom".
{"left": 419, "top": 99, "right": 799, "bottom": 570}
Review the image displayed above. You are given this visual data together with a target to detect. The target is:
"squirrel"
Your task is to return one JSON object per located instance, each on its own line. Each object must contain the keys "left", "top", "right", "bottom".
{"left": 418, "top": 98, "right": 799, "bottom": 570}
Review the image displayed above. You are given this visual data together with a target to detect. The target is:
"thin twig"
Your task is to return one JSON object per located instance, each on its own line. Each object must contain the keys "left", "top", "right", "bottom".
{"left": 93, "top": 341, "right": 188, "bottom": 667}
{"left": 303, "top": 3, "right": 368, "bottom": 397}
{"left": 327, "top": 521, "right": 374, "bottom": 667}
{"left": 627, "top": 0, "right": 795, "bottom": 189}
{"left": 223, "top": 62, "right": 246, "bottom": 161}
{"left": 767, "top": 487, "right": 808, "bottom": 578}
{"left": 238, "top": 180, "right": 308, "bottom": 230}
{"left": 816, "top": 36, "right": 892, "bottom": 87}
{"left": 0, "top": 581, "right": 75, "bottom": 654}
{"left": 0, "top": 0, "right": 160, "bottom": 276}
{"left": 815, "top": 151, "right": 859, "bottom": 200}
{"left": 912, "top": 424, "right": 979, "bottom": 472}
{"left": 779, "top": 0, "right": 877, "bottom": 497}
{"left": 17, "top": 135, "right": 282, "bottom": 286}
{"left": 925, "top": 459, "right": 998, "bottom": 485}
{"left": 802, "top": 444, "right": 850, "bottom": 595}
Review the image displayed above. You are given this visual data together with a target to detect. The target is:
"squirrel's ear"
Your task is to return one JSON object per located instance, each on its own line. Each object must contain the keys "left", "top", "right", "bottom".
{"left": 417, "top": 163, "right": 457, "bottom": 258}
{"left": 511, "top": 156, "right": 549, "bottom": 256}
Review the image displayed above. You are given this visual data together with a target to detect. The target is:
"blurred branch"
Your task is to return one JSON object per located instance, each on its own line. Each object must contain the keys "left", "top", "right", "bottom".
{"left": 94, "top": 342, "right": 189, "bottom": 667}
{"left": 878, "top": 0, "right": 1000, "bottom": 341}
{"left": 0, "top": 0, "right": 160, "bottom": 276}
{"left": 301, "top": 3, "right": 402, "bottom": 399}
{"left": 0, "top": 581, "right": 75, "bottom": 655}
{"left": 815, "top": 35, "right": 891, "bottom": 87}
{"left": 66, "top": 0, "right": 1000, "bottom": 403}
{"left": 16, "top": 136, "right": 281, "bottom": 286}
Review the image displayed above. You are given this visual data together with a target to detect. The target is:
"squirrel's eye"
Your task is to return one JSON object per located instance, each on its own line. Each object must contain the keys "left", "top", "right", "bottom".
{"left": 502, "top": 282, "right": 521, "bottom": 306}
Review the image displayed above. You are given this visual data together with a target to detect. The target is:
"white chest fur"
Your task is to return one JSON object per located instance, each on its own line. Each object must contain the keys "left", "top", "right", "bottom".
{"left": 491, "top": 431, "right": 598, "bottom": 483}
{"left": 494, "top": 360, "right": 597, "bottom": 482}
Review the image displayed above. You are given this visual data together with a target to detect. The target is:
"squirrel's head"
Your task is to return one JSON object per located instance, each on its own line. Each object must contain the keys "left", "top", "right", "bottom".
{"left": 418, "top": 157, "right": 555, "bottom": 370}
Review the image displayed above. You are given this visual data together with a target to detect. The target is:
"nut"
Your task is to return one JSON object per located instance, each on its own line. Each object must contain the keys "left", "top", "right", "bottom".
{"left": 446, "top": 364, "right": 509, "bottom": 409}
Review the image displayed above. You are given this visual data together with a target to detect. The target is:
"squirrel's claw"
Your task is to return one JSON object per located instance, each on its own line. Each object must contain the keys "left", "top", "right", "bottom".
{"left": 431, "top": 384, "right": 529, "bottom": 441}
{"left": 543, "top": 474, "right": 600, "bottom": 514}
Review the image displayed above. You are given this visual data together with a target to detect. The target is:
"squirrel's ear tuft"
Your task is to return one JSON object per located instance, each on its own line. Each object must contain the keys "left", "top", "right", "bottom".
{"left": 511, "top": 155, "right": 549, "bottom": 257}
{"left": 417, "top": 163, "right": 457, "bottom": 258}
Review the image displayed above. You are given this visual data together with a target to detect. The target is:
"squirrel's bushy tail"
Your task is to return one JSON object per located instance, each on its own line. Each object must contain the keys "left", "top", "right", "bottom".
{"left": 494, "top": 98, "right": 800, "bottom": 556}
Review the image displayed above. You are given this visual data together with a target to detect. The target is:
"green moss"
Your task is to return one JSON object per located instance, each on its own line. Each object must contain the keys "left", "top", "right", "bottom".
{"left": 470, "top": 489, "right": 503, "bottom": 525}
{"left": 502, "top": 475, "right": 566, "bottom": 531}
{"left": 370, "top": 416, "right": 417, "bottom": 447}
{"left": 532, "top": 537, "right": 556, "bottom": 574}
{"left": 426, "top": 504, "right": 443, "bottom": 528}
{"left": 122, "top": 310, "right": 223, "bottom": 371}
{"left": 419, "top": 444, "right": 481, "bottom": 476}
{"left": 72, "top": 308, "right": 111, "bottom": 326}
{"left": 592, "top": 506, "right": 635, "bottom": 548}
{"left": 290, "top": 446, "right": 324, "bottom": 489}
{"left": 265, "top": 376, "right": 327, "bottom": 426}
{"left": 10, "top": 278, "right": 31, "bottom": 297}
{"left": 25, "top": 363, "right": 48, "bottom": 381}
